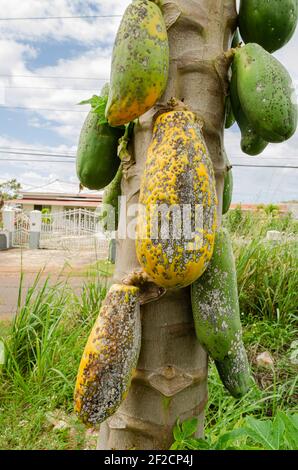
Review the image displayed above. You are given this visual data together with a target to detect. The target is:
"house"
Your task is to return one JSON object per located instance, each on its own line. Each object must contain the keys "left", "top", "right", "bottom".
{"left": 8, "top": 179, "right": 103, "bottom": 214}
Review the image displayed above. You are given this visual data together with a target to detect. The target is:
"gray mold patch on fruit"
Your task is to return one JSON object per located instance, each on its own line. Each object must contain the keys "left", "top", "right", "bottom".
{"left": 75, "top": 286, "right": 141, "bottom": 426}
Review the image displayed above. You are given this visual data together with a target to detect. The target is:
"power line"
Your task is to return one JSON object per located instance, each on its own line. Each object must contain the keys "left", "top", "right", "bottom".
{"left": 1, "top": 146, "right": 297, "bottom": 160}
{"left": 0, "top": 158, "right": 74, "bottom": 163}
{"left": 1, "top": 156, "right": 297, "bottom": 169}
{"left": 0, "top": 105, "right": 87, "bottom": 113}
{"left": 0, "top": 146, "right": 75, "bottom": 154}
{"left": 0, "top": 15, "right": 122, "bottom": 21}
{"left": 0, "top": 150, "right": 75, "bottom": 158}
{"left": 232, "top": 164, "right": 298, "bottom": 169}
{"left": 0, "top": 74, "right": 109, "bottom": 80}
{"left": 2, "top": 86, "right": 99, "bottom": 91}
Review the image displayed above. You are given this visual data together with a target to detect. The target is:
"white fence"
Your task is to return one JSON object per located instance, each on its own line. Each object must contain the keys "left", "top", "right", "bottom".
{"left": 1, "top": 207, "right": 109, "bottom": 256}
{"left": 12, "top": 211, "right": 30, "bottom": 248}
{"left": 40, "top": 208, "right": 109, "bottom": 254}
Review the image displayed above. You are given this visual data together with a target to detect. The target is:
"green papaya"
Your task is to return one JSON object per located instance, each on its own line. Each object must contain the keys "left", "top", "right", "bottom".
{"left": 191, "top": 228, "right": 251, "bottom": 398}
{"left": 234, "top": 44, "right": 297, "bottom": 143}
{"left": 100, "top": 164, "right": 123, "bottom": 232}
{"left": 230, "top": 61, "right": 268, "bottom": 155}
{"left": 239, "top": 0, "right": 297, "bottom": 53}
{"left": 222, "top": 151, "right": 233, "bottom": 215}
{"left": 76, "top": 86, "right": 124, "bottom": 190}
{"left": 225, "top": 29, "right": 241, "bottom": 130}
{"left": 106, "top": 0, "right": 169, "bottom": 126}
{"left": 225, "top": 95, "right": 235, "bottom": 129}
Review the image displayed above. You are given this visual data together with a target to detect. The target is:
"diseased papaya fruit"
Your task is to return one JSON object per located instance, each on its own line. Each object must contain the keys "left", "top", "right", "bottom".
{"left": 76, "top": 85, "right": 124, "bottom": 190}
{"left": 234, "top": 44, "right": 297, "bottom": 143}
{"left": 106, "top": 0, "right": 169, "bottom": 126}
{"left": 239, "top": 0, "right": 297, "bottom": 53}
{"left": 136, "top": 108, "right": 217, "bottom": 289}
{"left": 74, "top": 284, "right": 141, "bottom": 426}
{"left": 222, "top": 151, "right": 233, "bottom": 215}
{"left": 230, "top": 61, "right": 268, "bottom": 155}
{"left": 191, "top": 228, "right": 251, "bottom": 398}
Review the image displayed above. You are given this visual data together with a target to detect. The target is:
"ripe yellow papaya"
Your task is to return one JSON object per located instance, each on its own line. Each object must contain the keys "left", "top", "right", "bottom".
{"left": 74, "top": 284, "right": 141, "bottom": 426}
{"left": 136, "top": 109, "right": 217, "bottom": 289}
{"left": 106, "top": 0, "right": 169, "bottom": 126}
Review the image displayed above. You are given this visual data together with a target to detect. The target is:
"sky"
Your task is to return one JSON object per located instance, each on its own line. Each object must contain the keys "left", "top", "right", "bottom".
{"left": 0, "top": 0, "right": 297, "bottom": 203}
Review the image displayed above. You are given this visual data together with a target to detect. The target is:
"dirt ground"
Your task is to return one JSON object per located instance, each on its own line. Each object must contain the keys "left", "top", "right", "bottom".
{"left": 0, "top": 248, "right": 101, "bottom": 320}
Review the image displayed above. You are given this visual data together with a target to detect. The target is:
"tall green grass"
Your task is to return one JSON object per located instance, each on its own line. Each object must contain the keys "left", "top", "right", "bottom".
{"left": 224, "top": 205, "right": 298, "bottom": 238}
{"left": 234, "top": 238, "right": 297, "bottom": 321}
{"left": 0, "top": 207, "right": 297, "bottom": 449}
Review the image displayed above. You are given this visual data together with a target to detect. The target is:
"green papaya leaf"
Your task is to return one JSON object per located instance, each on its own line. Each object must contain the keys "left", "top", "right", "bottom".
{"left": 181, "top": 417, "right": 198, "bottom": 438}
{"left": 169, "top": 441, "right": 180, "bottom": 450}
{"left": 77, "top": 94, "right": 108, "bottom": 122}
{"left": 214, "top": 428, "right": 247, "bottom": 450}
{"left": 186, "top": 438, "right": 210, "bottom": 450}
{"left": 278, "top": 412, "right": 298, "bottom": 450}
{"left": 244, "top": 416, "right": 281, "bottom": 450}
{"left": 173, "top": 420, "right": 182, "bottom": 442}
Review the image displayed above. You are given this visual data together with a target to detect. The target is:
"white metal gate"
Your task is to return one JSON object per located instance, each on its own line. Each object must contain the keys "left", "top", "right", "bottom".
{"left": 12, "top": 211, "right": 30, "bottom": 247}
{"left": 40, "top": 208, "right": 109, "bottom": 254}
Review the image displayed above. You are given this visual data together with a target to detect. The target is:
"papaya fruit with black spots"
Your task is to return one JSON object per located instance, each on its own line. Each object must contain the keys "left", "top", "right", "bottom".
{"left": 230, "top": 60, "right": 268, "bottom": 155}
{"left": 74, "top": 284, "right": 141, "bottom": 426}
{"left": 239, "top": 0, "right": 297, "bottom": 53}
{"left": 191, "top": 228, "right": 251, "bottom": 398}
{"left": 234, "top": 43, "right": 297, "bottom": 143}
{"left": 136, "top": 108, "right": 217, "bottom": 289}
{"left": 106, "top": 0, "right": 169, "bottom": 126}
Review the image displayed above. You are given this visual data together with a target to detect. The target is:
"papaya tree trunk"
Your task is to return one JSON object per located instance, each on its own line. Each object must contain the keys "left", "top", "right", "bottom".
{"left": 97, "top": 0, "right": 237, "bottom": 450}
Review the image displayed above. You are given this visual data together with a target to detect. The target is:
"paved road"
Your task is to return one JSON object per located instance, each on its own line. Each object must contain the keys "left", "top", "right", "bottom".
{"left": 0, "top": 248, "right": 102, "bottom": 320}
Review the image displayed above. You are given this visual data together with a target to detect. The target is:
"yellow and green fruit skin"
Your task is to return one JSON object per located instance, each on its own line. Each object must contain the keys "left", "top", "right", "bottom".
{"left": 74, "top": 284, "right": 141, "bottom": 426}
{"left": 222, "top": 151, "right": 233, "bottom": 215}
{"left": 230, "top": 60, "right": 268, "bottom": 155}
{"left": 136, "top": 110, "right": 217, "bottom": 289}
{"left": 106, "top": 0, "right": 169, "bottom": 126}
{"left": 234, "top": 43, "right": 297, "bottom": 143}
{"left": 191, "top": 228, "right": 251, "bottom": 398}
{"left": 239, "top": 0, "right": 297, "bottom": 53}
{"left": 76, "top": 86, "right": 124, "bottom": 190}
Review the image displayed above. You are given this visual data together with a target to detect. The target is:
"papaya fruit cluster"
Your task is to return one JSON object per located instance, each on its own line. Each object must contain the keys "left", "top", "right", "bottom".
{"left": 227, "top": 2, "right": 297, "bottom": 156}
{"left": 73, "top": 0, "right": 297, "bottom": 425}
{"left": 74, "top": 0, "right": 171, "bottom": 426}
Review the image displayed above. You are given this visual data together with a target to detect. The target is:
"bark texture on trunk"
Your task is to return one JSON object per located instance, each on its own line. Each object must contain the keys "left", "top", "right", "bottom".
{"left": 98, "top": 0, "right": 237, "bottom": 450}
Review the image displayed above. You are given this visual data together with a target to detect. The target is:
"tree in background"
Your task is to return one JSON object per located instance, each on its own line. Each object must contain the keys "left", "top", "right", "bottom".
{"left": 0, "top": 179, "right": 21, "bottom": 225}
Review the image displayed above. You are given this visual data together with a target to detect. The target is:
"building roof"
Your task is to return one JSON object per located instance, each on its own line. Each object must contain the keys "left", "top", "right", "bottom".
{"left": 21, "top": 179, "right": 102, "bottom": 199}
{"left": 8, "top": 179, "right": 103, "bottom": 207}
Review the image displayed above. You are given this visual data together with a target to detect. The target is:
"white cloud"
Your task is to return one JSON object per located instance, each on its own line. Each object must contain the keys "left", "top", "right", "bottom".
{"left": 0, "top": 0, "right": 130, "bottom": 44}
{"left": 0, "top": 0, "right": 297, "bottom": 202}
